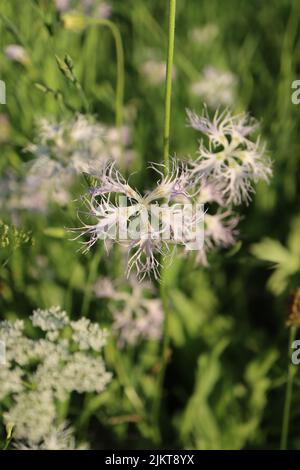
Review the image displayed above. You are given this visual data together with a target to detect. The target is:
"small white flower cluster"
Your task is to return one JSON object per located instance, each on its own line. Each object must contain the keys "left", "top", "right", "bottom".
{"left": 0, "top": 114, "right": 133, "bottom": 213}
{"left": 0, "top": 306, "right": 111, "bottom": 449}
{"left": 0, "top": 170, "right": 70, "bottom": 214}
{"left": 55, "top": 0, "right": 112, "bottom": 19}
{"left": 76, "top": 107, "right": 271, "bottom": 278}
{"left": 4, "top": 44, "right": 29, "bottom": 65}
{"left": 14, "top": 423, "right": 88, "bottom": 450}
{"left": 31, "top": 306, "right": 69, "bottom": 331}
{"left": 94, "top": 277, "right": 163, "bottom": 346}
{"left": 71, "top": 317, "right": 109, "bottom": 350}
{"left": 190, "top": 66, "right": 238, "bottom": 108}
{"left": 5, "top": 390, "right": 57, "bottom": 445}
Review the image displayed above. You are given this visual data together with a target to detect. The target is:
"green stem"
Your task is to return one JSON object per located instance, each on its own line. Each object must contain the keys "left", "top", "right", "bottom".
{"left": 163, "top": 0, "right": 176, "bottom": 169}
{"left": 81, "top": 247, "right": 103, "bottom": 316}
{"left": 153, "top": 261, "right": 170, "bottom": 443}
{"left": 153, "top": 0, "right": 177, "bottom": 444}
{"left": 89, "top": 18, "right": 125, "bottom": 129}
{"left": 280, "top": 326, "right": 297, "bottom": 450}
{"left": 106, "top": 341, "right": 144, "bottom": 414}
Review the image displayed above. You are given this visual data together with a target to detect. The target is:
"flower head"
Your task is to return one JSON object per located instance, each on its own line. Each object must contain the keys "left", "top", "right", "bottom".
{"left": 75, "top": 160, "right": 199, "bottom": 280}
{"left": 94, "top": 277, "right": 163, "bottom": 347}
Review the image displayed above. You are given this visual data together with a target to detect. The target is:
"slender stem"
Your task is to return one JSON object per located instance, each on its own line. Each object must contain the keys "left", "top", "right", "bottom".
{"left": 280, "top": 326, "right": 297, "bottom": 450}
{"left": 89, "top": 18, "right": 125, "bottom": 129}
{"left": 153, "top": 260, "right": 170, "bottom": 443}
{"left": 163, "top": 0, "right": 176, "bottom": 170}
{"left": 153, "top": 0, "right": 177, "bottom": 444}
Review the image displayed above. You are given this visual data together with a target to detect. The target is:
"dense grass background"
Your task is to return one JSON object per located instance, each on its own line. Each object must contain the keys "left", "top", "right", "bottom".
{"left": 1, "top": 0, "right": 300, "bottom": 450}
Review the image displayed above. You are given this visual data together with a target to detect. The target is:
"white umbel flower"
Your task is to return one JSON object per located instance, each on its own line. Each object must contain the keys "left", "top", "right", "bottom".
{"left": 0, "top": 366, "right": 24, "bottom": 401}
{"left": 0, "top": 307, "right": 112, "bottom": 448}
{"left": 31, "top": 306, "right": 69, "bottom": 331}
{"left": 70, "top": 317, "right": 109, "bottom": 351}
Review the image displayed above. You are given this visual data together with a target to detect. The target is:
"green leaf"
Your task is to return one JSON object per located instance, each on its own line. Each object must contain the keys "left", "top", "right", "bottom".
{"left": 251, "top": 238, "right": 292, "bottom": 264}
